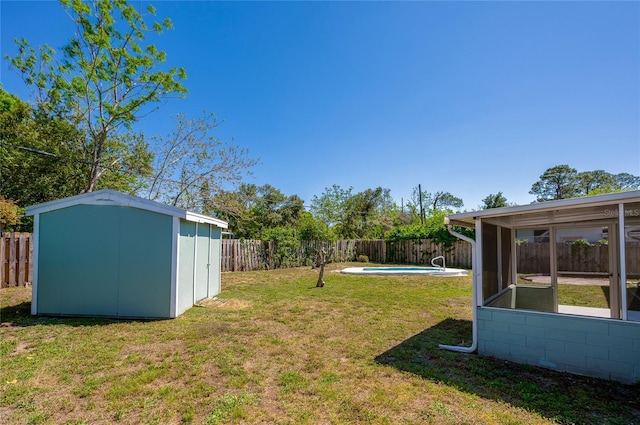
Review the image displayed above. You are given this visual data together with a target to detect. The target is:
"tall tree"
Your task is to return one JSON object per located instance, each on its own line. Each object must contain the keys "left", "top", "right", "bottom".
{"left": 529, "top": 164, "right": 579, "bottom": 201}
{"left": 341, "top": 187, "right": 395, "bottom": 239}
{"left": 407, "top": 186, "right": 463, "bottom": 218}
{"left": 7, "top": 0, "right": 187, "bottom": 193}
{"left": 431, "top": 191, "right": 463, "bottom": 212}
{"left": 144, "top": 112, "right": 257, "bottom": 210}
{"left": 408, "top": 185, "right": 431, "bottom": 223}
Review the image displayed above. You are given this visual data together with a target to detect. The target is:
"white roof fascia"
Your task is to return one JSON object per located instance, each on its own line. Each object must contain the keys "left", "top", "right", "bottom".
{"left": 447, "top": 191, "right": 640, "bottom": 226}
{"left": 25, "top": 189, "right": 228, "bottom": 229}
{"left": 185, "top": 211, "right": 229, "bottom": 228}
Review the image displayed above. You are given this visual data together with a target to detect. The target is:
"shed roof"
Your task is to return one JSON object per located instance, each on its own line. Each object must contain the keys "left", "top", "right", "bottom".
{"left": 25, "top": 189, "right": 228, "bottom": 228}
{"left": 447, "top": 190, "right": 640, "bottom": 229}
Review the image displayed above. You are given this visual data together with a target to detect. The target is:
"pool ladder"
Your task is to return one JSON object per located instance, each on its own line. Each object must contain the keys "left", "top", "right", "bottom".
{"left": 431, "top": 255, "right": 446, "bottom": 271}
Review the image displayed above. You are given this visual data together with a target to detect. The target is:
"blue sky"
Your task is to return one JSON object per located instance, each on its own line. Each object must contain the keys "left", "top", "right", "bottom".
{"left": 2, "top": 1, "right": 639, "bottom": 211}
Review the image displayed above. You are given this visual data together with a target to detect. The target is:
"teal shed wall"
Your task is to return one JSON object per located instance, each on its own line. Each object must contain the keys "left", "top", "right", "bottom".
{"left": 37, "top": 205, "right": 173, "bottom": 318}
{"left": 209, "top": 227, "right": 222, "bottom": 296}
{"left": 178, "top": 221, "right": 196, "bottom": 315}
{"left": 195, "top": 224, "right": 210, "bottom": 301}
{"left": 176, "top": 221, "right": 222, "bottom": 316}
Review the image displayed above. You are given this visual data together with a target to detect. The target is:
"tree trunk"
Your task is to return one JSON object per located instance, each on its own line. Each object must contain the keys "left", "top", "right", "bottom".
{"left": 86, "top": 130, "right": 108, "bottom": 193}
{"left": 316, "top": 248, "right": 326, "bottom": 287}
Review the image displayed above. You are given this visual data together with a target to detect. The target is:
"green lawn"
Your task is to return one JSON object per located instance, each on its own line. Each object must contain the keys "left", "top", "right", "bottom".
{"left": 1, "top": 263, "right": 638, "bottom": 424}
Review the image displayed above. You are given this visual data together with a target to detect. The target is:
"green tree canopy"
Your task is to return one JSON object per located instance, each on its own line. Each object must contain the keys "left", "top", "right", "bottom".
{"left": 576, "top": 170, "right": 617, "bottom": 195}
{"left": 431, "top": 191, "right": 464, "bottom": 212}
{"left": 0, "top": 87, "right": 152, "bottom": 210}
{"left": 531, "top": 165, "right": 640, "bottom": 201}
{"left": 310, "top": 185, "right": 396, "bottom": 239}
{"left": 6, "top": 0, "right": 187, "bottom": 193}
{"left": 209, "top": 184, "right": 304, "bottom": 239}
{"left": 297, "top": 212, "right": 333, "bottom": 241}
{"left": 480, "top": 192, "right": 509, "bottom": 209}
{"left": 0, "top": 87, "right": 87, "bottom": 205}
{"left": 529, "top": 164, "right": 580, "bottom": 201}
{"left": 310, "top": 184, "right": 353, "bottom": 228}
{"left": 614, "top": 173, "right": 640, "bottom": 191}
{"left": 341, "top": 187, "right": 395, "bottom": 239}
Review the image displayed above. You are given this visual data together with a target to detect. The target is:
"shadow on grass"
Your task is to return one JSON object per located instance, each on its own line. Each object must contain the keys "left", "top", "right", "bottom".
{"left": 375, "top": 318, "right": 640, "bottom": 424}
{"left": 0, "top": 301, "right": 161, "bottom": 327}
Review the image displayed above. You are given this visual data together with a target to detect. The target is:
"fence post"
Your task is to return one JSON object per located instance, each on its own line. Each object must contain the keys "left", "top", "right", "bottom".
{"left": 18, "top": 233, "right": 27, "bottom": 286}
{"left": 233, "top": 240, "right": 239, "bottom": 272}
{"left": 0, "top": 233, "right": 5, "bottom": 287}
{"left": 8, "top": 233, "right": 16, "bottom": 287}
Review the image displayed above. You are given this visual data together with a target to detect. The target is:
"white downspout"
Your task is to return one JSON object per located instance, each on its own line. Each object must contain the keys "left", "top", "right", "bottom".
{"left": 439, "top": 219, "right": 477, "bottom": 353}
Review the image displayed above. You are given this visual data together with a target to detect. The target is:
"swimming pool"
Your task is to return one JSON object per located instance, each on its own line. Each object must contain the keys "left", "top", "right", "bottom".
{"left": 340, "top": 266, "right": 468, "bottom": 276}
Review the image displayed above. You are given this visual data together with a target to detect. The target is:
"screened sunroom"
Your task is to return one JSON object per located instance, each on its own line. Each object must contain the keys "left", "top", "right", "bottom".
{"left": 446, "top": 191, "right": 640, "bottom": 383}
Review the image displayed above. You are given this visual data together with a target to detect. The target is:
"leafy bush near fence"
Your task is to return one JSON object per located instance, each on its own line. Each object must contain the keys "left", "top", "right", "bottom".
{"left": 386, "top": 211, "right": 474, "bottom": 245}
{"left": 260, "top": 227, "right": 301, "bottom": 268}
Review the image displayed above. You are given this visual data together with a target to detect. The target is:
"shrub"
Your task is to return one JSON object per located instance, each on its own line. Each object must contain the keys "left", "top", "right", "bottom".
{"left": 571, "top": 238, "right": 592, "bottom": 247}
{"left": 0, "top": 197, "right": 22, "bottom": 232}
{"left": 260, "top": 227, "right": 301, "bottom": 268}
{"left": 357, "top": 255, "right": 369, "bottom": 263}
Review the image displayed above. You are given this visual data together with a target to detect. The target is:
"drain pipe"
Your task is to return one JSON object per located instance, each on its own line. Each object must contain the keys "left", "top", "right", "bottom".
{"left": 438, "top": 218, "right": 477, "bottom": 353}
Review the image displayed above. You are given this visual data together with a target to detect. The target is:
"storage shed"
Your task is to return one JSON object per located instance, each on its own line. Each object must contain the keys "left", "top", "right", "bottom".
{"left": 25, "top": 190, "right": 228, "bottom": 319}
{"left": 444, "top": 191, "right": 640, "bottom": 384}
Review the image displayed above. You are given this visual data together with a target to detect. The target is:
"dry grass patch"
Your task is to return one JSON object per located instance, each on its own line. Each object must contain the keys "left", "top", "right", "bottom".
{"left": 196, "top": 297, "right": 252, "bottom": 310}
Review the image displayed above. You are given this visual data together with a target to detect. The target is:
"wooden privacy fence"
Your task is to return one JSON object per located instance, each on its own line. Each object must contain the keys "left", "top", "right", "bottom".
{"left": 5, "top": 235, "right": 639, "bottom": 284}
{"left": 221, "top": 239, "right": 358, "bottom": 272}
{"left": 382, "top": 240, "right": 473, "bottom": 269}
{"left": 220, "top": 239, "right": 472, "bottom": 272}
{"left": 353, "top": 239, "right": 473, "bottom": 269}
{"left": 1, "top": 232, "right": 32, "bottom": 287}
{"left": 516, "top": 242, "right": 640, "bottom": 276}
{"left": 356, "top": 240, "right": 640, "bottom": 274}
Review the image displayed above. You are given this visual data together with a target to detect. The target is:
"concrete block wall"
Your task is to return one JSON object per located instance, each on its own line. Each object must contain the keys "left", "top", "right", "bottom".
{"left": 477, "top": 307, "right": 640, "bottom": 384}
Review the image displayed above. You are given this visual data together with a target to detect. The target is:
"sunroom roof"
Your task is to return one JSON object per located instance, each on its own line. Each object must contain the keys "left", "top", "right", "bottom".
{"left": 447, "top": 190, "right": 640, "bottom": 229}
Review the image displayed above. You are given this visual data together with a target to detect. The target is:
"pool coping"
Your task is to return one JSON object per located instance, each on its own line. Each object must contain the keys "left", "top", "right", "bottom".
{"left": 340, "top": 267, "right": 469, "bottom": 276}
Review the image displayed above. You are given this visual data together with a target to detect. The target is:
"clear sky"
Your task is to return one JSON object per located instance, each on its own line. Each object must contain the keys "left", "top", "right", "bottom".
{"left": 2, "top": 1, "right": 639, "bottom": 211}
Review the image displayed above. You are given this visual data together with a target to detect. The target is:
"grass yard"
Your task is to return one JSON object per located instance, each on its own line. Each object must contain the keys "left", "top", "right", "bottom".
{"left": 1, "top": 263, "right": 639, "bottom": 424}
